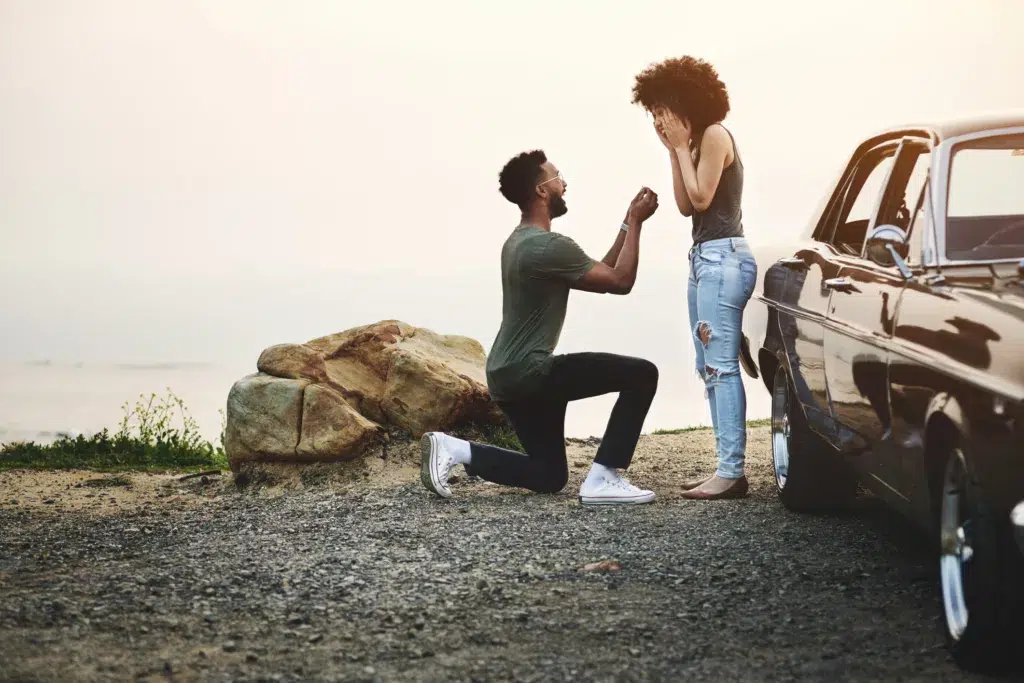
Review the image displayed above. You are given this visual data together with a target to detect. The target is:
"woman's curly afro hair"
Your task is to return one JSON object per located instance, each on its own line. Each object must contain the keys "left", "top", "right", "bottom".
{"left": 632, "top": 56, "right": 730, "bottom": 135}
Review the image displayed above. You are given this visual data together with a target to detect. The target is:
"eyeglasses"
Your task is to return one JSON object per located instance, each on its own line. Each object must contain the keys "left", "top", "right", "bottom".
{"left": 536, "top": 172, "right": 564, "bottom": 190}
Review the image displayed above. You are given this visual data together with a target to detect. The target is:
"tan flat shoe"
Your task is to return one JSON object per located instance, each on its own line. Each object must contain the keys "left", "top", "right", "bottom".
{"left": 680, "top": 476, "right": 749, "bottom": 500}
{"left": 681, "top": 474, "right": 714, "bottom": 491}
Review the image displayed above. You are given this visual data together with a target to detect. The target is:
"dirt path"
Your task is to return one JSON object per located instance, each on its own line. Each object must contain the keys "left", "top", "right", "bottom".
{"left": 0, "top": 427, "right": 998, "bottom": 681}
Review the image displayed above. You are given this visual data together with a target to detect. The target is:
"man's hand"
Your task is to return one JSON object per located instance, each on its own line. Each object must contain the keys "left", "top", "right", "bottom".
{"left": 576, "top": 188, "right": 656, "bottom": 296}
{"left": 626, "top": 187, "right": 659, "bottom": 224}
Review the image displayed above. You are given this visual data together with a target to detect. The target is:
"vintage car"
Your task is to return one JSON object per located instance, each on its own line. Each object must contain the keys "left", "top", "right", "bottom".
{"left": 740, "top": 113, "right": 1024, "bottom": 672}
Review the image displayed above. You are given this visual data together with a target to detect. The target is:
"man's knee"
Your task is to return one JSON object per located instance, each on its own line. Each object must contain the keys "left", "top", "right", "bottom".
{"left": 635, "top": 358, "right": 659, "bottom": 390}
{"left": 534, "top": 465, "right": 569, "bottom": 494}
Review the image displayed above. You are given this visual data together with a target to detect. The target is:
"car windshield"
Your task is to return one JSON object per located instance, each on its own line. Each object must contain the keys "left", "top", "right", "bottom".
{"left": 945, "top": 132, "right": 1024, "bottom": 261}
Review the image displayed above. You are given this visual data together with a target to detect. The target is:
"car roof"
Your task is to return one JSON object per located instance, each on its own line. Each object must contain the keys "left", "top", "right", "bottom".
{"left": 871, "top": 112, "right": 1024, "bottom": 141}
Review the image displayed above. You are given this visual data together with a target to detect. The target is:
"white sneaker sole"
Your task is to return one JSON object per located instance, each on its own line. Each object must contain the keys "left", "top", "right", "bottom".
{"left": 579, "top": 491, "right": 656, "bottom": 506}
{"left": 419, "top": 433, "right": 451, "bottom": 498}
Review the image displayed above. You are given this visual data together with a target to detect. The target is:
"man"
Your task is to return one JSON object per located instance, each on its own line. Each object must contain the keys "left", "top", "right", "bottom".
{"left": 420, "top": 149, "right": 661, "bottom": 505}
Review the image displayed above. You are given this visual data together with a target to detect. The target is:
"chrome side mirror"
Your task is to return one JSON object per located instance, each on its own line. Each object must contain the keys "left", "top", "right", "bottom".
{"left": 866, "top": 224, "right": 912, "bottom": 278}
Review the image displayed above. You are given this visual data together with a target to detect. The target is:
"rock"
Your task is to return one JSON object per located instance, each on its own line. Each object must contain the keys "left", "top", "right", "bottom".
{"left": 579, "top": 560, "right": 622, "bottom": 574}
{"left": 224, "top": 375, "right": 308, "bottom": 464}
{"left": 296, "top": 385, "right": 381, "bottom": 460}
{"left": 257, "top": 344, "right": 328, "bottom": 385}
{"left": 224, "top": 320, "right": 506, "bottom": 471}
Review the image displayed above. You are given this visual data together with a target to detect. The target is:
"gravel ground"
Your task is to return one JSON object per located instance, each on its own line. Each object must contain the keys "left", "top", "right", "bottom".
{"left": 0, "top": 426, "right": 1011, "bottom": 682}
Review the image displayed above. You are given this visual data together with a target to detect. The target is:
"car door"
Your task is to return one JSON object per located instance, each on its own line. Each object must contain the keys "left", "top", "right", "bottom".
{"left": 824, "top": 138, "right": 931, "bottom": 496}
{"left": 775, "top": 140, "right": 899, "bottom": 441}
{"left": 773, "top": 242, "right": 844, "bottom": 441}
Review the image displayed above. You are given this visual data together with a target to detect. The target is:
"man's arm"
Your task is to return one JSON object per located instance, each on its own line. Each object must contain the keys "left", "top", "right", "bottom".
{"left": 600, "top": 224, "right": 627, "bottom": 267}
{"left": 573, "top": 219, "right": 643, "bottom": 295}
{"left": 571, "top": 188, "right": 658, "bottom": 295}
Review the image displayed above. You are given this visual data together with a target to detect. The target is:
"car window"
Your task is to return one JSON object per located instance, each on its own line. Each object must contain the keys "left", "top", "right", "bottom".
{"left": 895, "top": 150, "right": 930, "bottom": 229}
{"left": 946, "top": 133, "right": 1024, "bottom": 261}
{"left": 867, "top": 143, "right": 931, "bottom": 263}
{"left": 905, "top": 179, "right": 928, "bottom": 265}
{"left": 820, "top": 150, "right": 895, "bottom": 256}
{"left": 846, "top": 156, "right": 894, "bottom": 225}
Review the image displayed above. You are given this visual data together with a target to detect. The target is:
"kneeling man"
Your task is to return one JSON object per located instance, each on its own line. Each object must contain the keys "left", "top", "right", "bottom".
{"left": 421, "top": 150, "right": 660, "bottom": 505}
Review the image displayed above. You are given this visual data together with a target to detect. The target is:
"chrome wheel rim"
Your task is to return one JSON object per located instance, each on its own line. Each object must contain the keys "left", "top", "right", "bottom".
{"left": 940, "top": 448, "right": 973, "bottom": 642}
{"left": 771, "top": 369, "right": 791, "bottom": 491}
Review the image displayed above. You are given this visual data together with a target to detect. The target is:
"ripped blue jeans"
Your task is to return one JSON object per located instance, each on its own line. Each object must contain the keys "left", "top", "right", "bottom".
{"left": 687, "top": 237, "right": 758, "bottom": 479}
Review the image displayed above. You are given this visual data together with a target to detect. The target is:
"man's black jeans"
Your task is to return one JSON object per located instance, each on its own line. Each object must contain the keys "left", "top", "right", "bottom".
{"left": 466, "top": 352, "right": 659, "bottom": 493}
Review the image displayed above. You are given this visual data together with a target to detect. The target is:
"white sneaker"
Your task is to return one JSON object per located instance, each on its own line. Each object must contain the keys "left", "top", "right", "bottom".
{"left": 579, "top": 473, "right": 656, "bottom": 506}
{"left": 420, "top": 432, "right": 458, "bottom": 498}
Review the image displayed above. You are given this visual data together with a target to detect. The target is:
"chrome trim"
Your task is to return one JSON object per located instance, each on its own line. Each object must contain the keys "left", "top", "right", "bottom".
{"left": 888, "top": 245, "right": 914, "bottom": 279}
{"left": 771, "top": 369, "right": 790, "bottom": 492}
{"left": 940, "top": 448, "right": 973, "bottom": 642}
{"left": 930, "top": 257, "right": 1024, "bottom": 268}
{"left": 1013, "top": 501, "right": 1024, "bottom": 554}
{"left": 867, "top": 473, "right": 911, "bottom": 503}
{"left": 823, "top": 276, "right": 853, "bottom": 289}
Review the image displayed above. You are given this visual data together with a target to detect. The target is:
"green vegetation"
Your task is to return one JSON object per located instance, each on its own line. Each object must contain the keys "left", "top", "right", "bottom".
{"left": 0, "top": 389, "right": 228, "bottom": 473}
{"left": 0, "top": 388, "right": 771, "bottom": 472}
{"left": 651, "top": 418, "right": 771, "bottom": 435}
{"left": 451, "top": 422, "right": 524, "bottom": 452}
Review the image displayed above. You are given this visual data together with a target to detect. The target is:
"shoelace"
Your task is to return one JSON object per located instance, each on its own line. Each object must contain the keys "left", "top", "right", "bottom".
{"left": 439, "top": 451, "right": 455, "bottom": 483}
{"left": 608, "top": 476, "right": 642, "bottom": 493}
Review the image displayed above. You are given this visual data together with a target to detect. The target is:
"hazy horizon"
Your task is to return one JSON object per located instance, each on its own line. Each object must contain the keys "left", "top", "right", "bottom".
{"left": 2, "top": 0, "right": 1023, "bottom": 437}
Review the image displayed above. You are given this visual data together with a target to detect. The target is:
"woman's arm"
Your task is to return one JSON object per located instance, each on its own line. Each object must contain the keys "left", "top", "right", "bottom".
{"left": 676, "top": 124, "right": 731, "bottom": 212}
{"left": 655, "top": 124, "right": 693, "bottom": 216}
{"left": 668, "top": 147, "right": 694, "bottom": 216}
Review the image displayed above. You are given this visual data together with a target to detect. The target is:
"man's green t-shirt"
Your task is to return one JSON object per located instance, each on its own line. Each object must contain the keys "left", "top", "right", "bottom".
{"left": 485, "top": 225, "right": 596, "bottom": 401}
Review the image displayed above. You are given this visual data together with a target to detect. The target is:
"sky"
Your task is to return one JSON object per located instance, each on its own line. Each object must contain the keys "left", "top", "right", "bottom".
{"left": 2, "top": 0, "right": 1023, "bottom": 367}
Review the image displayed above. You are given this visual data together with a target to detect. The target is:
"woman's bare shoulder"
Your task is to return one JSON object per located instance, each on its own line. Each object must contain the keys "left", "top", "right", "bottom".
{"left": 702, "top": 123, "right": 734, "bottom": 163}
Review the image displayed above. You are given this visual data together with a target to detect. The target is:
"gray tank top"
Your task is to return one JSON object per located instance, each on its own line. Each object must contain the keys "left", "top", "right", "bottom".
{"left": 691, "top": 126, "right": 744, "bottom": 244}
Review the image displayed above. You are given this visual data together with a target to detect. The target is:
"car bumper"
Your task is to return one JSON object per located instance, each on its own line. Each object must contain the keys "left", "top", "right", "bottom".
{"left": 1013, "top": 501, "right": 1024, "bottom": 555}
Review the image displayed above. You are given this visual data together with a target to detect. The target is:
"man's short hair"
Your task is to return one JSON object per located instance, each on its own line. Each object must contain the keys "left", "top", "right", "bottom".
{"left": 499, "top": 149, "right": 547, "bottom": 210}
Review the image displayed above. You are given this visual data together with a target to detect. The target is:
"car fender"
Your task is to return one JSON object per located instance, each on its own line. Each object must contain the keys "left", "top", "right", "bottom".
{"left": 741, "top": 241, "right": 797, "bottom": 380}
{"left": 924, "top": 392, "right": 970, "bottom": 440}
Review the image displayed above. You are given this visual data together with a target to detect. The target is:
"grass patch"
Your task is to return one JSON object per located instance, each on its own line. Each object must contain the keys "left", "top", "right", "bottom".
{"left": 450, "top": 422, "right": 523, "bottom": 452}
{"left": 652, "top": 418, "right": 771, "bottom": 435}
{"left": 0, "top": 389, "right": 228, "bottom": 473}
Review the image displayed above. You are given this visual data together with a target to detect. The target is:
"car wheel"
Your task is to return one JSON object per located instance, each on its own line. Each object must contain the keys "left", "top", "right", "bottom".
{"left": 939, "top": 445, "right": 1023, "bottom": 673}
{"left": 771, "top": 365, "right": 856, "bottom": 512}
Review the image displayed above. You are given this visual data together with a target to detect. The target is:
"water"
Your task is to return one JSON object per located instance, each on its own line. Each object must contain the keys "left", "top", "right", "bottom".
{"left": 0, "top": 360, "right": 770, "bottom": 447}
{"left": 0, "top": 362, "right": 247, "bottom": 446}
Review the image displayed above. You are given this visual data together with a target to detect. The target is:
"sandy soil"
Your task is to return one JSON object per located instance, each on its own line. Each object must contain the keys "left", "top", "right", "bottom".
{"left": 1, "top": 426, "right": 1006, "bottom": 682}
{"left": 0, "top": 427, "right": 765, "bottom": 516}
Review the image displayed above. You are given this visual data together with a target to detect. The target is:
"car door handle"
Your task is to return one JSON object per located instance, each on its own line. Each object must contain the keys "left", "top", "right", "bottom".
{"left": 777, "top": 257, "right": 806, "bottom": 269}
{"left": 823, "top": 277, "right": 857, "bottom": 292}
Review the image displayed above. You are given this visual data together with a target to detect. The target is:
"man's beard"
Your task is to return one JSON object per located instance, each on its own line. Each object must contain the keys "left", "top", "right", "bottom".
{"left": 548, "top": 194, "right": 568, "bottom": 219}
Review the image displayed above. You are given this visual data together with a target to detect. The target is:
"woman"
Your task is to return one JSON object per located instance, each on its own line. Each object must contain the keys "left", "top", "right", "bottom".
{"left": 632, "top": 56, "right": 758, "bottom": 500}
